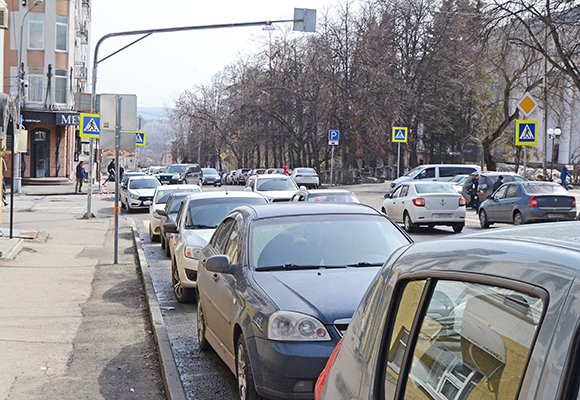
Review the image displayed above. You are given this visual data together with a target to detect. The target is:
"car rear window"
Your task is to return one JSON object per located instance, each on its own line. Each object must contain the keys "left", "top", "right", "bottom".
{"left": 414, "top": 183, "right": 456, "bottom": 194}
{"left": 523, "top": 183, "right": 569, "bottom": 195}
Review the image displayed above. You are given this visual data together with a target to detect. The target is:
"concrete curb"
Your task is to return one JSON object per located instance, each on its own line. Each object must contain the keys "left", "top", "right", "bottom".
{"left": 129, "top": 218, "right": 188, "bottom": 400}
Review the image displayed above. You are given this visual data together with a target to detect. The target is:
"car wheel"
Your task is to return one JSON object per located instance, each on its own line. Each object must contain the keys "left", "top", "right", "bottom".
{"left": 236, "top": 334, "right": 263, "bottom": 400}
{"left": 452, "top": 223, "right": 464, "bottom": 233}
{"left": 403, "top": 212, "right": 415, "bottom": 233}
{"left": 149, "top": 224, "right": 159, "bottom": 242}
{"left": 513, "top": 211, "right": 524, "bottom": 225}
{"left": 197, "top": 298, "right": 211, "bottom": 351}
{"left": 172, "top": 259, "right": 196, "bottom": 303}
{"left": 479, "top": 210, "right": 490, "bottom": 228}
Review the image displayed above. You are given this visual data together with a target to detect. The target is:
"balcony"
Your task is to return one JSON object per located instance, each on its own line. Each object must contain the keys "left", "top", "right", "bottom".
{"left": 75, "top": 62, "right": 87, "bottom": 81}
{"left": 76, "top": 21, "right": 88, "bottom": 43}
{"left": 82, "top": 0, "right": 90, "bottom": 7}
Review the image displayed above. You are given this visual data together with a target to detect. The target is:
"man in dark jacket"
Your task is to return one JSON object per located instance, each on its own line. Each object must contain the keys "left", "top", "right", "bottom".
{"left": 75, "top": 161, "right": 86, "bottom": 193}
{"left": 466, "top": 174, "right": 482, "bottom": 211}
{"left": 492, "top": 175, "right": 504, "bottom": 193}
{"left": 104, "top": 160, "right": 115, "bottom": 184}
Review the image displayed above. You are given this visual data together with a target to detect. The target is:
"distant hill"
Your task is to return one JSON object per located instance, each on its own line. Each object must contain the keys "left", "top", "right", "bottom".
{"left": 137, "top": 106, "right": 171, "bottom": 121}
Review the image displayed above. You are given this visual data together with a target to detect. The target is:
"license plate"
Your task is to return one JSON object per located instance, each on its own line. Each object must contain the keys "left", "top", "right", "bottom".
{"left": 548, "top": 213, "right": 566, "bottom": 218}
{"left": 433, "top": 213, "right": 452, "bottom": 219}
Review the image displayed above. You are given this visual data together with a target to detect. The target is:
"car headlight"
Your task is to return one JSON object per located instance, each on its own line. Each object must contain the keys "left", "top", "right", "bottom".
{"left": 184, "top": 245, "right": 202, "bottom": 260}
{"left": 172, "top": 174, "right": 180, "bottom": 179}
{"left": 130, "top": 193, "right": 139, "bottom": 199}
{"left": 268, "top": 310, "right": 330, "bottom": 341}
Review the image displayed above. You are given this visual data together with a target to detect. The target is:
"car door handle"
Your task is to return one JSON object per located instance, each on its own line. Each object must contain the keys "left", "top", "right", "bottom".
{"left": 212, "top": 273, "right": 219, "bottom": 281}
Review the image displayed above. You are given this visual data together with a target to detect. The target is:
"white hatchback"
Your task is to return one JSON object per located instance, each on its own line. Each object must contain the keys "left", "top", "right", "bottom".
{"left": 148, "top": 184, "right": 202, "bottom": 241}
{"left": 382, "top": 181, "right": 466, "bottom": 233}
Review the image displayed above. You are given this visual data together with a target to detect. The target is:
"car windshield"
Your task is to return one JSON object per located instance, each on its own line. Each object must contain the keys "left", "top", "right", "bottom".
{"left": 202, "top": 168, "right": 218, "bottom": 176}
{"left": 129, "top": 179, "right": 160, "bottom": 189}
{"left": 415, "top": 183, "right": 457, "bottom": 194}
{"left": 404, "top": 166, "right": 425, "bottom": 178}
{"left": 165, "top": 165, "right": 187, "bottom": 173}
{"left": 257, "top": 178, "right": 298, "bottom": 191}
{"left": 168, "top": 195, "right": 189, "bottom": 213}
{"left": 251, "top": 214, "right": 410, "bottom": 270}
{"left": 523, "top": 183, "right": 569, "bottom": 195}
{"left": 307, "top": 193, "right": 359, "bottom": 203}
{"left": 184, "top": 197, "right": 267, "bottom": 230}
{"left": 155, "top": 187, "right": 201, "bottom": 204}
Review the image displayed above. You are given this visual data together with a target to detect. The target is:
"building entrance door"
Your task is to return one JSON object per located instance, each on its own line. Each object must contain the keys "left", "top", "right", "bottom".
{"left": 32, "top": 129, "right": 50, "bottom": 178}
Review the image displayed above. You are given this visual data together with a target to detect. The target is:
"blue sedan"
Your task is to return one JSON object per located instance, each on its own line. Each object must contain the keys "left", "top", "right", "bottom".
{"left": 478, "top": 181, "right": 576, "bottom": 228}
{"left": 196, "top": 202, "right": 412, "bottom": 400}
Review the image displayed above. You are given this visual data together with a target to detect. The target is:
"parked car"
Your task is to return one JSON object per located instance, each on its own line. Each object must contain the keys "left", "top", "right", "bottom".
{"left": 148, "top": 184, "right": 202, "bottom": 241}
{"left": 201, "top": 168, "right": 222, "bottom": 186}
{"left": 225, "top": 170, "right": 237, "bottom": 185}
{"left": 245, "top": 174, "right": 299, "bottom": 202}
{"left": 266, "top": 168, "right": 286, "bottom": 174}
{"left": 163, "top": 192, "right": 268, "bottom": 303}
{"left": 158, "top": 164, "right": 202, "bottom": 185}
{"left": 291, "top": 188, "right": 360, "bottom": 203}
{"left": 158, "top": 192, "right": 194, "bottom": 256}
{"left": 147, "top": 165, "right": 163, "bottom": 175}
{"left": 478, "top": 181, "right": 576, "bottom": 228}
{"left": 119, "top": 171, "right": 147, "bottom": 187}
{"left": 315, "top": 221, "right": 580, "bottom": 400}
{"left": 291, "top": 167, "right": 320, "bottom": 188}
{"left": 461, "top": 171, "right": 527, "bottom": 204}
{"left": 389, "top": 164, "right": 481, "bottom": 193}
{"left": 235, "top": 168, "right": 252, "bottom": 185}
{"left": 447, "top": 173, "right": 470, "bottom": 193}
{"left": 197, "top": 202, "right": 412, "bottom": 400}
{"left": 120, "top": 175, "right": 161, "bottom": 212}
{"left": 382, "top": 181, "right": 466, "bottom": 233}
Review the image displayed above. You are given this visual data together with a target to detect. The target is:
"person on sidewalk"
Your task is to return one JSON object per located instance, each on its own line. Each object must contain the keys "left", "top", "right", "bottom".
{"left": 561, "top": 166, "right": 572, "bottom": 190}
{"left": 104, "top": 160, "right": 115, "bottom": 184}
{"left": 75, "top": 161, "right": 86, "bottom": 193}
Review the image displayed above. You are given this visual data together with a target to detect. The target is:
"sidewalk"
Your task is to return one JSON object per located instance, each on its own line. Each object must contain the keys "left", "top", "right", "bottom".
{"left": 0, "top": 185, "right": 179, "bottom": 399}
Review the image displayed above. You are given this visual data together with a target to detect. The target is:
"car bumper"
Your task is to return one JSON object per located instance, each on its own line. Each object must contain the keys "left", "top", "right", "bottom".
{"left": 159, "top": 178, "right": 184, "bottom": 185}
{"left": 176, "top": 255, "right": 199, "bottom": 289}
{"left": 128, "top": 198, "right": 153, "bottom": 209}
{"left": 409, "top": 209, "right": 466, "bottom": 225}
{"left": 523, "top": 209, "right": 577, "bottom": 222}
{"left": 247, "top": 336, "right": 337, "bottom": 400}
{"left": 295, "top": 179, "right": 319, "bottom": 187}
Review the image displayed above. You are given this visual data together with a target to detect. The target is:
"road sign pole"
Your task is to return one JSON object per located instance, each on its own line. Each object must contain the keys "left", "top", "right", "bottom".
{"left": 329, "top": 145, "right": 335, "bottom": 187}
{"left": 397, "top": 142, "right": 401, "bottom": 178}
{"left": 83, "top": 137, "right": 95, "bottom": 219}
{"left": 114, "top": 96, "right": 120, "bottom": 264}
{"left": 524, "top": 146, "right": 527, "bottom": 179}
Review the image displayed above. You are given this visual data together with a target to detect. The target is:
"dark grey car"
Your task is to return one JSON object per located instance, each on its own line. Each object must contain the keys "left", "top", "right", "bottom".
{"left": 316, "top": 222, "right": 580, "bottom": 400}
{"left": 478, "top": 181, "right": 576, "bottom": 227}
{"left": 196, "top": 203, "right": 412, "bottom": 400}
{"left": 461, "top": 171, "right": 526, "bottom": 205}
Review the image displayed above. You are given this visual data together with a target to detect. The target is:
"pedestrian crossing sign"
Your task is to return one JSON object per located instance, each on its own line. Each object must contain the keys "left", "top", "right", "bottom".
{"left": 392, "top": 127, "right": 408, "bottom": 143}
{"left": 134, "top": 131, "right": 146, "bottom": 146}
{"left": 80, "top": 113, "right": 100, "bottom": 138}
{"left": 515, "top": 120, "right": 538, "bottom": 146}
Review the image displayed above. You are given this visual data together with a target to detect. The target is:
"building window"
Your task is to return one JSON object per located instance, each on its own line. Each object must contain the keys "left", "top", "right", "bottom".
{"left": 55, "top": 69, "right": 67, "bottom": 104}
{"left": 28, "top": 13, "right": 44, "bottom": 50}
{"left": 56, "top": 15, "right": 68, "bottom": 52}
{"left": 28, "top": 68, "right": 44, "bottom": 103}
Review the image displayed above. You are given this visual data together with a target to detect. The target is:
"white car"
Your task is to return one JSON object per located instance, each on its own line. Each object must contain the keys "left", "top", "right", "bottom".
{"left": 244, "top": 174, "right": 299, "bottom": 202}
{"left": 382, "top": 181, "right": 466, "bottom": 233}
{"left": 120, "top": 176, "right": 161, "bottom": 212}
{"left": 163, "top": 192, "right": 268, "bottom": 303}
{"left": 148, "top": 184, "right": 202, "bottom": 241}
{"left": 290, "top": 167, "right": 319, "bottom": 188}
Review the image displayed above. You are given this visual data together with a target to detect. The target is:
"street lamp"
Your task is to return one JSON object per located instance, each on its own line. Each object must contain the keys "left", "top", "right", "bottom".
{"left": 14, "top": 0, "right": 44, "bottom": 192}
{"left": 547, "top": 127, "right": 561, "bottom": 180}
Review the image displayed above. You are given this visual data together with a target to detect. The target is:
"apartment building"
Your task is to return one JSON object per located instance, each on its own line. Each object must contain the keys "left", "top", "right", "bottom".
{"left": 3, "top": 0, "right": 90, "bottom": 186}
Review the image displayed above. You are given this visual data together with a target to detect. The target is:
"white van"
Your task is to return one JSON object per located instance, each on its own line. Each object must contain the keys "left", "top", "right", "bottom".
{"left": 389, "top": 164, "right": 481, "bottom": 192}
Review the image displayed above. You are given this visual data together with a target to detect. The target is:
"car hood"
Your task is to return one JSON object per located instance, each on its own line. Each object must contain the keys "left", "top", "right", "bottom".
{"left": 183, "top": 228, "right": 215, "bottom": 246}
{"left": 252, "top": 267, "right": 380, "bottom": 324}
{"left": 128, "top": 188, "right": 157, "bottom": 197}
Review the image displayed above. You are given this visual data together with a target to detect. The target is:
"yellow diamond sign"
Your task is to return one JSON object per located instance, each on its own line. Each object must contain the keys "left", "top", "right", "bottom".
{"left": 518, "top": 93, "right": 537, "bottom": 116}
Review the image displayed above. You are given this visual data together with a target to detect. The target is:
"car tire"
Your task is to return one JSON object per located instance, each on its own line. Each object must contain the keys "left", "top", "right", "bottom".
{"left": 452, "top": 223, "right": 464, "bottom": 233}
{"left": 236, "top": 334, "right": 263, "bottom": 400}
{"left": 403, "top": 212, "right": 415, "bottom": 233}
{"left": 172, "top": 259, "right": 196, "bottom": 303}
{"left": 513, "top": 211, "right": 523, "bottom": 226}
{"left": 479, "top": 210, "right": 490, "bottom": 229}
{"left": 165, "top": 239, "right": 171, "bottom": 257}
{"left": 149, "top": 224, "right": 160, "bottom": 242}
{"left": 197, "top": 299, "right": 212, "bottom": 351}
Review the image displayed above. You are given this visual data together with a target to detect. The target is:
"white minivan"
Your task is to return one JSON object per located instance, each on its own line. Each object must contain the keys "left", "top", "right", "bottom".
{"left": 389, "top": 164, "right": 481, "bottom": 193}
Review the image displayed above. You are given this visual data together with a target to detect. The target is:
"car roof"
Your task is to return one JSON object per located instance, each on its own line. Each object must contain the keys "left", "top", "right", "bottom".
{"left": 298, "top": 189, "right": 354, "bottom": 195}
{"left": 255, "top": 174, "right": 290, "bottom": 179}
{"left": 128, "top": 175, "right": 158, "bottom": 180}
{"left": 184, "top": 191, "right": 266, "bottom": 201}
{"left": 239, "top": 202, "right": 382, "bottom": 220}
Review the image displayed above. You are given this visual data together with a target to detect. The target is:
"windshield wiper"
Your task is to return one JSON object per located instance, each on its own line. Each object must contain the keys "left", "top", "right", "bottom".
{"left": 346, "top": 262, "right": 384, "bottom": 267}
{"left": 256, "top": 264, "right": 346, "bottom": 271}
{"left": 188, "top": 224, "right": 217, "bottom": 229}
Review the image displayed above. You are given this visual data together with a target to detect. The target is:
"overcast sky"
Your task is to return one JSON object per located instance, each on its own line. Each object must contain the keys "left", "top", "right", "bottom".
{"left": 91, "top": 0, "right": 333, "bottom": 115}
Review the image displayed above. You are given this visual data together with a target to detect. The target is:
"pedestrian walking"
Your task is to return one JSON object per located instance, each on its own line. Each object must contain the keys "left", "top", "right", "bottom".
{"left": 466, "top": 174, "right": 482, "bottom": 212}
{"left": 104, "top": 160, "right": 115, "bottom": 184}
{"left": 561, "top": 166, "right": 572, "bottom": 190}
{"left": 492, "top": 175, "right": 504, "bottom": 193}
{"left": 283, "top": 165, "right": 290, "bottom": 176}
{"left": 75, "top": 161, "right": 86, "bottom": 193}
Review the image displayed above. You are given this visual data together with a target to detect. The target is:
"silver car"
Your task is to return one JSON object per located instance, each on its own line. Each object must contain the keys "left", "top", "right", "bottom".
{"left": 120, "top": 176, "right": 160, "bottom": 212}
{"left": 245, "top": 174, "right": 299, "bottom": 202}
{"left": 316, "top": 222, "right": 580, "bottom": 400}
{"left": 148, "top": 184, "right": 202, "bottom": 241}
{"left": 291, "top": 167, "right": 320, "bottom": 188}
{"left": 382, "top": 182, "right": 466, "bottom": 233}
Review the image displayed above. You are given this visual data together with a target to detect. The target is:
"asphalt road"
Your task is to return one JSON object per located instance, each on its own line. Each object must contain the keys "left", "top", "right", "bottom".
{"left": 130, "top": 182, "right": 515, "bottom": 399}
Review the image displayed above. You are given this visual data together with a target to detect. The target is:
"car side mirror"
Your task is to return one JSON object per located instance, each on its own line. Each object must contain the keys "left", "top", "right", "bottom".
{"left": 163, "top": 220, "right": 178, "bottom": 234}
{"left": 486, "top": 195, "right": 492, "bottom": 200}
{"left": 384, "top": 193, "right": 391, "bottom": 198}
{"left": 205, "top": 255, "right": 235, "bottom": 274}
{"left": 157, "top": 209, "right": 167, "bottom": 216}
{"left": 122, "top": 185, "right": 127, "bottom": 189}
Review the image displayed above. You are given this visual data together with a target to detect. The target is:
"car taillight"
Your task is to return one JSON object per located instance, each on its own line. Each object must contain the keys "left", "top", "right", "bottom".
{"left": 412, "top": 198, "right": 425, "bottom": 206}
{"left": 529, "top": 195, "right": 538, "bottom": 207}
{"left": 314, "top": 174, "right": 319, "bottom": 177}
{"left": 459, "top": 197, "right": 466, "bottom": 206}
{"left": 315, "top": 338, "right": 342, "bottom": 400}
{"left": 296, "top": 174, "right": 302, "bottom": 177}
